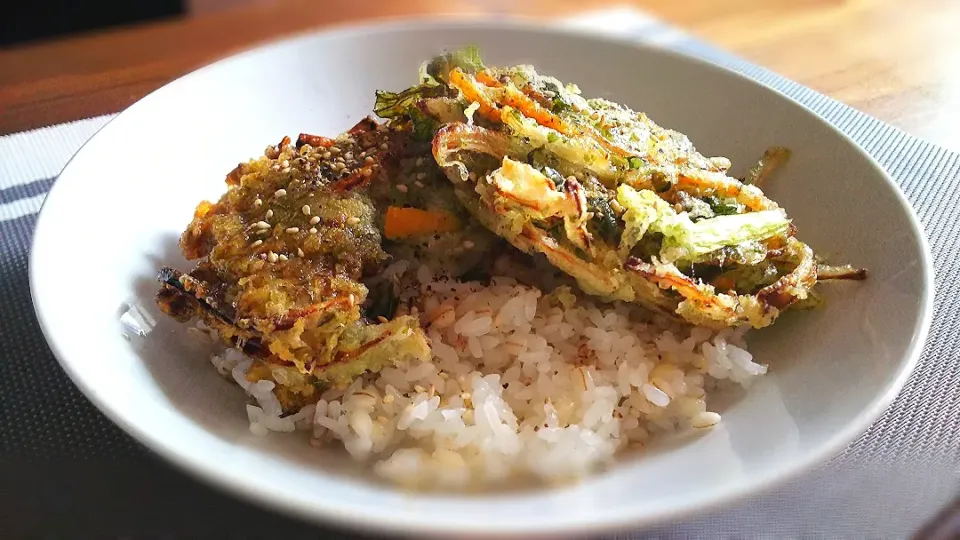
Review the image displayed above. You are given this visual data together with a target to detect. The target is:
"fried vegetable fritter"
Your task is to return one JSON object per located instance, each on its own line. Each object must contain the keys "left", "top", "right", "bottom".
{"left": 157, "top": 121, "right": 431, "bottom": 406}
{"left": 367, "top": 134, "right": 504, "bottom": 278}
{"left": 376, "top": 48, "right": 866, "bottom": 329}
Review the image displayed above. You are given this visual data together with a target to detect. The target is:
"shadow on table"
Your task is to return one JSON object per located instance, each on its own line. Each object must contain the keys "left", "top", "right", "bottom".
{"left": 0, "top": 458, "right": 389, "bottom": 538}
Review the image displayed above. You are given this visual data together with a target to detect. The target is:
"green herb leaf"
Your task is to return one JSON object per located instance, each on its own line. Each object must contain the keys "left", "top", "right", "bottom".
{"left": 374, "top": 87, "right": 421, "bottom": 119}
{"left": 364, "top": 281, "right": 400, "bottom": 320}
{"left": 588, "top": 196, "right": 620, "bottom": 245}
{"left": 704, "top": 196, "right": 741, "bottom": 216}
{"left": 551, "top": 97, "right": 572, "bottom": 114}
{"left": 424, "top": 46, "right": 486, "bottom": 83}
{"left": 408, "top": 109, "right": 439, "bottom": 142}
{"left": 545, "top": 221, "right": 565, "bottom": 242}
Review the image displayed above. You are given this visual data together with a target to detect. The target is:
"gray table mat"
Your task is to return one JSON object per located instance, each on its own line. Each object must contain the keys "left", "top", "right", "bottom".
{"left": 1, "top": 10, "right": 958, "bottom": 538}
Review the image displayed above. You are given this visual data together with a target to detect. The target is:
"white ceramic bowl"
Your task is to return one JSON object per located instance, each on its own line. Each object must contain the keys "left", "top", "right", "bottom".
{"left": 29, "top": 19, "right": 932, "bottom": 538}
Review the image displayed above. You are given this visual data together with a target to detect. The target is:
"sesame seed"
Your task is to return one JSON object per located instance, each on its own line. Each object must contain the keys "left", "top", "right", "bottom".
{"left": 414, "top": 385, "right": 426, "bottom": 393}
{"left": 281, "top": 160, "right": 289, "bottom": 168}
{"left": 416, "top": 157, "right": 424, "bottom": 166}
{"left": 414, "top": 181, "right": 424, "bottom": 188}
{"left": 256, "top": 228, "right": 269, "bottom": 235}
{"left": 265, "top": 209, "right": 273, "bottom": 219}
{"left": 250, "top": 239, "right": 263, "bottom": 247}
{"left": 308, "top": 227, "right": 318, "bottom": 234}
{"left": 463, "top": 240, "right": 476, "bottom": 249}
{"left": 267, "top": 251, "right": 278, "bottom": 263}
{"left": 278, "top": 254, "right": 288, "bottom": 262}
{"left": 286, "top": 227, "right": 299, "bottom": 233}
{"left": 364, "top": 156, "right": 374, "bottom": 164}
{"left": 301, "top": 205, "right": 311, "bottom": 216}
{"left": 344, "top": 152, "right": 354, "bottom": 160}
{"left": 346, "top": 216, "right": 361, "bottom": 226}
{"left": 309, "top": 216, "right": 321, "bottom": 225}
{"left": 416, "top": 172, "right": 426, "bottom": 180}
{"left": 254, "top": 221, "right": 270, "bottom": 229}
{"left": 396, "top": 184, "right": 408, "bottom": 193}
{"left": 322, "top": 152, "right": 331, "bottom": 159}
{"left": 271, "top": 164, "right": 280, "bottom": 171}
{"left": 253, "top": 198, "right": 262, "bottom": 207}
{"left": 379, "top": 143, "right": 389, "bottom": 151}
{"left": 297, "top": 247, "right": 305, "bottom": 258}
{"left": 383, "top": 394, "right": 394, "bottom": 404}
{"left": 329, "top": 147, "right": 341, "bottom": 155}
{"left": 274, "top": 189, "right": 287, "bottom": 198}
{"left": 281, "top": 167, "right": 291, "bottom": 174}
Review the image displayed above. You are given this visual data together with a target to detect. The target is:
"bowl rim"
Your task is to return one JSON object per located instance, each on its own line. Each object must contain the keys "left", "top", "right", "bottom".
{"left": 29, "top": 16, "right": 935, "bottom": 537}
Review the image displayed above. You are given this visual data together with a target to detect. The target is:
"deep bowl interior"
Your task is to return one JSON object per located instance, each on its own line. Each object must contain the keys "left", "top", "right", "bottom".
{"left": 29, "top": 20, "right": 931, "bottom": 537}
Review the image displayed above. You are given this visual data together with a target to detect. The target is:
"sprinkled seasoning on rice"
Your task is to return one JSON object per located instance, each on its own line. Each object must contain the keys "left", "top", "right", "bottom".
{"left": 207, "top": 264, "right": 764, "bottom": 489}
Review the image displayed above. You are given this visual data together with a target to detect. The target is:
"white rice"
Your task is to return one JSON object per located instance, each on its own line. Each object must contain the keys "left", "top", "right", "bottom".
{"left": 208, "top": 267, "right": 764, "bottom": 489}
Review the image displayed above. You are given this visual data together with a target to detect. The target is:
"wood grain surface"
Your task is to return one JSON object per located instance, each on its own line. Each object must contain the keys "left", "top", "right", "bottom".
{"left": 1, "top": 0, "right": 958, "bottom": 152}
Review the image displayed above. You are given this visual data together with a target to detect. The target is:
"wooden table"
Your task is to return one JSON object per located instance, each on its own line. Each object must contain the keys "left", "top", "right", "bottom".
{"left": 1, "top": 0, "right": 958, "bottom": 153}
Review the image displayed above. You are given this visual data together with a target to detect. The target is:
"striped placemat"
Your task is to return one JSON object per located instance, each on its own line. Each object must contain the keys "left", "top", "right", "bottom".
{"left": 1, "top": 9, "right": 958, "bottom": 538}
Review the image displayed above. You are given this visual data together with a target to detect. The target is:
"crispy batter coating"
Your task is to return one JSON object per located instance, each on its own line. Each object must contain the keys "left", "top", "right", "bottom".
{"left": 157, "top": 120, "right": 430, "bottom": 404}
{"left": 379, "top": 50, "right": 866, "bottom": 328}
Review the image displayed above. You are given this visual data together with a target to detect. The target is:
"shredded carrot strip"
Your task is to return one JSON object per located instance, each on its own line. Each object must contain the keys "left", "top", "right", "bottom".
{"left": 477, "top": 76, "right": 634, "bottom": 159}
{"left": 499, "top": 85, "right": 570, "bottom": 133}
{"left": 383, "top": 206, "right": 462, "bottom": 239}
{"left": 474, "top": 70, "right": 501, "bottom": 87}
{"left": 332, "top": 168, "right": 376, "bottom": 193}
{"left": 447, "top": 68, "right": 501, "bottom": 123}
{"left": 675, "top": 173, "right": 773, "bottom": 211}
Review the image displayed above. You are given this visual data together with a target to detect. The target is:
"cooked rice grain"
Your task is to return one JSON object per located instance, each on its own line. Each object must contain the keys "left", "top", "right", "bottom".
{"left": 210, "top": 270, "right": 763, "bottom": 488}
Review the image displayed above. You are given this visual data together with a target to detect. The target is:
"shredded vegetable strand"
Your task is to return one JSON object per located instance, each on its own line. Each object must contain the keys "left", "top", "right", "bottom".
{"left": 447, "top": 68, "right": 501, "bottom": 123}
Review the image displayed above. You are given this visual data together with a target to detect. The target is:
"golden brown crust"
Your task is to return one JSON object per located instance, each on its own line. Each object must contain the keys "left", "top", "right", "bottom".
{"left": 156, "top": 120, "right": 431, "bottom": 397}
